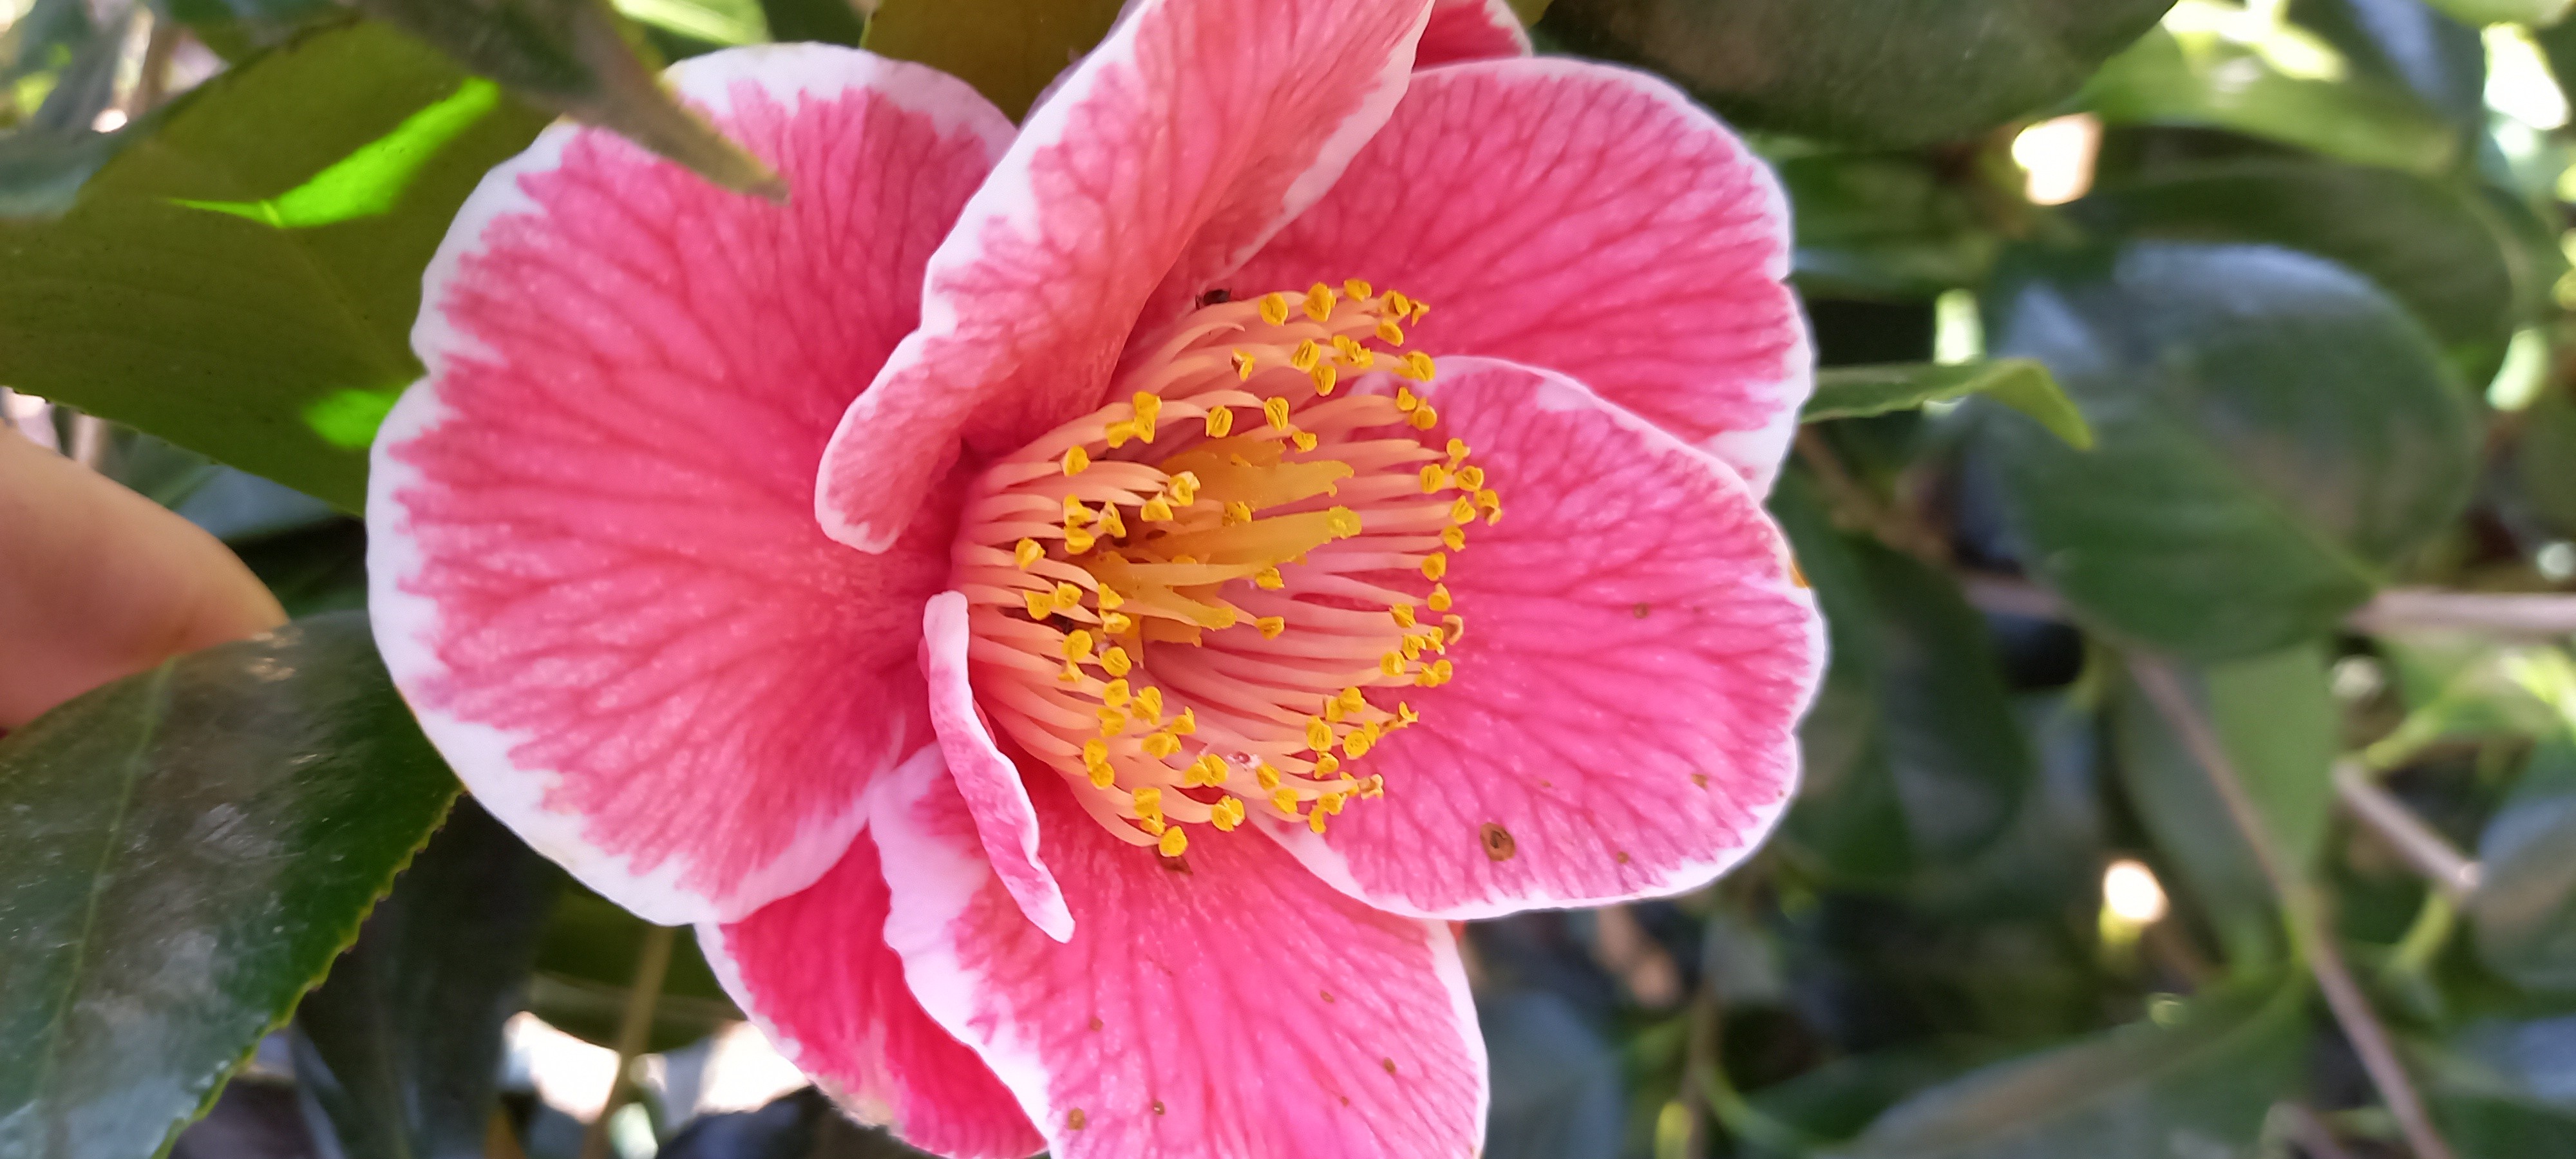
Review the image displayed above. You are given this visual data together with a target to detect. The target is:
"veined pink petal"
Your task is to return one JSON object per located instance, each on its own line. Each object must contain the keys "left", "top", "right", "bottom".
{"left": 703, "top": 765, "right": 1046, "bottom": 1159}
{"left": 1229, "top": 59, "right": 1811, "bottom": 492}
{"left": 870, "top": 753, "right": 1486, "bottom": 1158}
{"left": 923, "top": 591, "right": 1075, "bottom": 941}
{"left": 1269, "top": 359, "right": 1822, "bottom": 918}
{"left": 815, "top": 0, "right": 1437, "bottom": 552}
{"left": 1417, "top": 0, "right": 1529, "bottom": 65}
{"left": 369, "top": 46, "right": 1014, "bottom": 924}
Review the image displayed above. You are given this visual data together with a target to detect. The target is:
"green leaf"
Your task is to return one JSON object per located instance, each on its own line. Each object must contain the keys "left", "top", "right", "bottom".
{"left": 2083, "top": 28, "right": 2464, "bottom": 176}
{"left": 0, "top": 21, "right": 551, "bottom": 510}
{"left": 2430, "top": 0, "right": 2571, "bottom": 24}
{"left": 172, "top": 77, "right": 506, "bottom": 227}
{"left": 1829, "top": 983, "right": 2309, "bottom": 1159}
{"left": 1974, "top": 242, "right": 2476, "bottom": 660}
{"left": 2287, "top": 0, "right": 2487, "bottom": 133}
{"left": 1780, "top": 152, "right": 2001, "bottom": 298}
{"left": 1806, "top": 360, "right": 2093, "bottom": 449}
{"left": 755, "top": 0, "right": 863, "bottom": 47}
{"left": 614, "top": 0, "right": 767, "bottom": 48}
{"left": 1535, "top": 0, "right": 2172, "bottom": 149}
{"left": 2472, "top": 740, "right": 2576, "bottom": 993}
{"left": 864, "top": 0, "right": 1124, "bottom": 120}
{"left": 0, "top": 612, "right": 461, "bottom": 1159}
{"left": 290, "top": 797, "right": 557, "bottom": 1159}
{"left": 2519, "top": 383, "right": 2576, "bottom": 540}
{"left": 350, "top": 0, "right": 781, "bottom": 196}
{"left": 529, "top": 882, "right": 739, "bottom": 1051}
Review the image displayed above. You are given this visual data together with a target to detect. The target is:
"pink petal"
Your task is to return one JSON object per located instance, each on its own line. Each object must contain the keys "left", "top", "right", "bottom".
{"left": 368, "top": 46, "right": 1014, "bottom": 924}
{"left": 1417, "top": 0, "right": 1529, "bottom": 65}
{"left": 922, "top": 591, "right": 1075, "bottom": 941}
{"left": 1229, "top": 59, "right": 1811, "bottom": 492}
{"left": 702, "top": 780, "right": 1046, "bottom": 1159}
{"left": 869, "top": 752, "right": 1486, "bottom": 1158}
{"left": 815, "top": 0, "right": 1438, "bottom": 552}
{"left": 1271, "top": 359, "right": 1822, "bottom": 918}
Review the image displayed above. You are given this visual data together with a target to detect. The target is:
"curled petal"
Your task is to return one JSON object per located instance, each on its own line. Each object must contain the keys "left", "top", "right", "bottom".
{"left": 1417, "top": 0, "right": 1530, "bottom": 66}
{"left": 923, "top": 591, "right": 1074, "bottom": 941}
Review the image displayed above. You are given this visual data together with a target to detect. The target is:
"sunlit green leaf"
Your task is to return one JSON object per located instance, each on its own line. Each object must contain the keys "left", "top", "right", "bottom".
{"left": 864, "top": 0, "right": 1124, "bottom": 120}
{"left": 173, "top": 77, "right": 503, "bottom": 227}
{"left": 2083, "top": 28, "right": 2462, "bottom": 176}
{"left": 1806, "top": 360, "right": 2092, "bottom": 449}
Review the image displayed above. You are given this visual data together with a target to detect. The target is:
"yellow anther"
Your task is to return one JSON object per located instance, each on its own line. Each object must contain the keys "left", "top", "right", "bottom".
{"left": 1273, "top": 789, "right": 1302, "bottom": 816}
{"left": 1392, "top": 604, "right": 1417, "bottom": 628}
{"left": 1399, "top": 352, "right": 1435, "bottom": 381}
{"left": 1132, "top": 785, "right": 1162, "bottom": 817}
{"left": 1063, "top": 630, "right": 1095, "bottom": 662}
{"left": 1345, "top": 278, "right": 1374, "bottom": 300}
{"left": 1104, "top": 420, "right": 1137, "bottom": 448}
{"left": 1173, "top": 707, "right": 1197, "bottom": 736}
{"left": 1254, "top": 565, "right": 1285, "bottom": 590}
{"left": 1455, "top": 465, "right": 1486, "bottom": 490}
{"left": 1401, "top": 634, "right": 1425, "bottom": 661}
{"left": 1332, "top": 334, "right": 1363, "bottom": 361}
{"left": 1291, "top": 430, "right": 1318, "bottom": 452}
{"left": 1386, "top": 290, "right": 1413, "bottom": 316}
{"left": 1098, "top": 503, "right": 1127, "bottom": 538}
{"left": 1409, "top": 403, "right": 1439, "bottom": 430}
{"left": 1204, "top": 406, "right": 1235, "bottom": 437}
{"left": 1158, "top": 826, "right": 1189, "bottom": 857}
{"left": 1419, "top": 464, "right": 1450, "bottom": 493}
{"left": 1142, "top": 731, "right": 1182, "bottom": 759}
{"left": 1063, "top": 495, "right": 1092, "bottom": 525}
{"left": 1168, "top": 471, "right": 1200, "bottom": 505}
{"left": 1396, "top": 702, "right": 1420, "bottom": 725}
{"left": 1065, "top": 524, "right": 1097, "bottom": 554}
{"left": 1101, "top": 646, "right": 1132, "bottom": 676}
{"left": 1430, "top": 659, "right": 1455, "bottom": 683}
{"left": 1098, "top": 706, "right": 1130, "bottom": 734}
{"left": 1022, "top": 590, "right": 1054, "bottom": 619}
{"left": 1059, "top": 661, "right": 1082, "bottom": 684}
{"left": 1442, "top": 525, "right": 1466, "bottom": 551}
{"left": 1052, "top": 581, "right": 1083, "bottom": 610}
{"left": 1376, "top": 318, "right": 1405, "bottom": 345}
{"left": 1326, "top": 506, "right": 1363, "bottom": 538}
{"left": 1232, "top": 350, "right": 1256, "bottom": 380}
{"left": 1361, "top": 775, "right": 1385, "bottom": 798}
{"left": 1303, "top": 283, "right": 1337, "bottom": 321}
{"left": 1089, "top": 763, "right": 1116, "bottom": 788}
{"left": 1139, "top": 495, "right": 1174, "bottom": 522}
{"left": 1428, "top": 583, "right": 1453, "bottom": 612}
{"left": 1408, "top": 298, "right": 1431, "bottom": 323}
{"left": 1083, "top": 738, "right": 1109, "bottom": 767}
{"left": 1131, "top": 685, "right": 1163, "bottom": 722}
{"left": 1014, "top": 538, "right": 1043, "bottom": 569}
{"left": 1450, "top": 496, "right": 1477, "bottom": 525}
{"left": 1338, "top": 686, "right": 1366, "bottom": 713}
{"left": 1263, "top": 396, "right": 1292, "bottom": 430}
{"left": 1446, "top": 437, "right": 1470, "bottom": 466}
{"left": 1103, "top": 610, "right": 1133, "bottom": 634}
{"left": 1306, "top": 717, "right": 1334, "bottom": 751}
{"left": 1290, "top": 339, "right": 1322, "bottom": 372}
{"left": 1311, "top": 361, "right": 1339, "bottom": 395}
{"left": 1097, "top": 586, "right": 1124, "bottom": 610}
{"left": 1259, "top": 292, "right": 1290, "bottom": 325}
{"left": 1223, "top": 500, "right": 1253, "bottom": 526}
{"left": 1315, "top": 753, "right": 1341, "bottom": 778}
{"left": 1131, "top": 392, "right": 1162, "bottom": 440}
{"left": 1139, "top": 815, "right": 1165, "bottom": 836}
{"left": 1256, "top": 616, "right": 1286, "bottom": 639}
{"left": 1309, "top": 811, "right": 1330, "bottom": 834}
{"left": 1443, "top": 614, "right": 1466, "bottom": 645}
{"left": 1380, "top": 652, "right": 1405, "bottom": 676}
{"left": 1476, "top": 488, "right": 1502, "bottom": 523}
{"left": 1212, "top": 796, "right": 1245, "bottom": 831}
{"left": 1062, "top": 445, "right": 1090, "bottom": 475}
{"left": 1256, "top": 763, "right": 1282, "bottom": 791}
{"left": 1320, "top": 791, "right": 1347, "bottom": 815}
{"left": 1193, "top": 754, "right": 1229, "bottom": 785}
{"left": 1322, "top": 695, "right": 1345, "bottom": 724}
{"left": 1394, "top": 386, "right": 1419, "bottom": 413}
{"left": 1421, "top": 552, "right": 1448, "bottom": 581}
{"left": 1101, "top": 679, "right": 1132, "bottom": 708}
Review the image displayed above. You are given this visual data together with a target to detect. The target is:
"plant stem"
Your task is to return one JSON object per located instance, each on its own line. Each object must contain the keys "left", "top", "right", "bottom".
{"left": 2334, "top": 760, "right": 2481, "bottom": 898}
{"left": 2130, "top": 657, "right": 2454, "bottom": 1159}
{"left": 577, "top": 923, "right": 676, "bottom": 1159}
{"left": 1967, "top": 572, "right": 2576, "bottom": 640}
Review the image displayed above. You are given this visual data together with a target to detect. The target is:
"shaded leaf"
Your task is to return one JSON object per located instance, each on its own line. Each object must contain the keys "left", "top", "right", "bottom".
{"left": 2287, "top": 0, "right": 2486, "bottom": 133}
{"left": 1806, "top": 360, "right": 2092, "bottom": 449}
{"left": 349, "top": 0, "right": 779, "bottom": 196}
{"left": 864, "top": 0, "right": 1123, "bottom": 120}
{"left": 1480, "top": 990, "right": 1626, "bottom": 1159}
{"left": 2473, "top": 740, "right": 2576, "bottom": 993}
{"left": 659, "top": 1087, "right": 937, "bottom": 1158}
{"left": 290, "top": 797, "right": 556, "bottom": 1159}
{"left": 754, "top": 0, "right": 862, "bottom": 47}
{"left": 1781, "top": 152, "right": 2001, "bottom": 298}
{"left": 0, "top": 613, "right": 461, "bottom": 1159}
{"left": 2519, "top": 382, "right": 2576, "bottom": 540}
{"left": 1537, "top": 0, "right": 2173, "bottom": 149}
{"left": 2431, "top": 0, "right": 2570, "bottom": 23}
{"left": 529, "top": 883, "right": 738, "bottom": 1051}
{"left": 0, "top": 21, "right": 551, "bottom": 509}
{"left": 2083, "top": 28, "right": 2462, "bottom": 176}
{"left": 1975, "top": 242, "right": 2474, "bottom": 660}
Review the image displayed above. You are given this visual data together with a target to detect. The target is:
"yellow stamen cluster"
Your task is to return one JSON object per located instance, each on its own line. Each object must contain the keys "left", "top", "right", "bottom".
{"left": 953, "top": 282, "right": 1492, "bottom": 856}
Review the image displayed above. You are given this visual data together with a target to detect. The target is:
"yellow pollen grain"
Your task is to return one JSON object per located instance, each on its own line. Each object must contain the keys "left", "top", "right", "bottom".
{"left": 1212, "top": 796, "right": 1245, "bottom": 831}
{"left": 1158, "top": 827, "right": 1188, "bottom": 857}
{"left": 1273, "top": 789, "right": 1302, "bottom": 816}
{"left": 1132, "top": 785, "right": 1162, "bottom": 816}
{"left": 1205, "top": 406, "right": 1235, "bottom": 437}
{"left": 1327, "top": 506, "right": 1363, "bottom": 538}
{"left": 1131, "top": 393, "right": 1162, "bottom": 442}
{"left": 1256, "top": 763, "right": 1282, "bottom": 790}
{"left": 1102, "top": 679, "right": 1132, "bottom": 708}
{"left": 1062, "top": 445, "right": 1090, "bottom": 475}
{"left": 1063, "top": 495, "right": 1092, "bottom": 525}
{"left": 1401, "top": 635, "right": 1425, "bottom": 661}
{"left": 1259, "top": 292, "right": 1290, "bottom": 325}
{"left": 1103, "top": 610, "right": 1133, "bottom": 634}
{"left": 1409, "top": 299, "right": 1432, "bottom": 323}
{"left": 1097, "top": 586, "right": 1124, "bottom": 610}
{"left": 1306, "top": 717, "right": 1333, "bottom": 751}
{"left": 1422, "top": 553, "right": 1448, "bottom": 581}
{"left": 1263, "top": 397, "right": 1292, "bottom": 430}
{"left": 1256, "top": 616, "right": 1285, "bottom": 639}
{"left": 1290, "top": 340, "right": 1321, "bottom": 372}
{"left": 1396, "top": 702, "right": 1420, "bottom": 725}
{"left": 1223, "top": 500, "right": 1253, "bottom": 526}
{"left": 1169, "top": 471, "right": 1200, "bottom": 505}
{"left": 1376, "top": 318, "right": 1405, "bottom": 345}
{"left": 1065, "top": 524, "right": 1097, "bottom": 554}
{"left": 1139, "top": 815, "right": 1166, "bottom": 836}
{"left": 1446, "top": 437, "right": 1470, "bottom": 465}
{"left": 1255, "top": 565, "right": 1284, "bottom": 590}
{"left": 1311, "top": 362, "right": 1338, "bottom": 395}
{"left": 1401, "top": 352, "right": 1435, "bottom": 381}
{"left": 1232, "top": 350, "right": 1256, "bottom": 380}
{"left": 1063, "top": 630, "right": 1095, "bottom": 662}
{"left": 1098, "top": 504, "right": 1127, "bottom": 538}
{"left": 1320, "top": 791, "right": 1347, "bottom": 816}
{"left": 1337, "top": 686, "right": 1365, "bottom": 713}
{"left": 1023, "top": 590, "right": 1053, "bottom": 619}
{"left": 1316, "top": 753, "right": 1341, "bottom": 777}
{"left": 1420, "top": 464, "right": 1450, "bottom": 493}
{"left": 1083, "top": 738, "right": 1108, "bottom": 766}
{"left": 1455, "top": 465, "right": 1486, "bottom": 489}
{"left": 1098, "top": 706, "right": 1130, "bottom": 734}
{"left": 1089, "top": 764, "right": 1115, "bottom": 788}
{"left": 1104, "top": 419, "right": 1136, "bottom": 448}
{"left": 1395, "top": 386, "right": 1419, "bottom": 413}
{"left": 1291, "top": 430, "right": 1318, "bottom": 452}
{"left": 1303, "top": 283, "right": 1337, "bottom": 321}
{"left": 1443, "top": 525, "right": 1466, "bottom": 551}
{"left": 1058, "top": 661, "right": 1081, "bottom": 684}
{"left": 1380, "top": 652, "right": 1405, "bottom": 676}
{"left": 1361, "top": 775, "right": 1385, "bottom": 798}
{"left": 1409, "top": 403, "right": 1439, "bottom": 430}
{"left": 1392, "top": 604, "right": 1417, "bottom": 628}
{"left": 1101, "top": 646, "right": 1133, "bottom": 676}
{"left": 1309, "top": 811, "right": 1330, "bottom": 834}
{"left": 1014, "top": 538, "right": 1043, "bottom": 569}
{"left": 1142, "top": 731, "right": 1181, "bottom": 759}
{"left": 1052, "top": 581, "right": 1083, "bottom": 610}
{"left": 1428, "top": 584, "right": 1452, "bottom": 612}
{"left": 1386, "top": 290, "right": 1412, "bottom": 315}
{"left": 1173, "top": 707, "right": 1197, "bottom": 735}
{"left": 1139, "top": 495, "right": 1174, "bottom": 522}
{"left": 1344, "top": 278, "right": 1373, "bottom": 299}
{"left": 1450, "top": 496, "right": 1477, "bottom": 525}
{"left": 1322, "top": 696, "right": 1345, "bottom": 724}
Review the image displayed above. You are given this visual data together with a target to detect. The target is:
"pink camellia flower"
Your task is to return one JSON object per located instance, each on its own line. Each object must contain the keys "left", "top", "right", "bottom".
{"left": 366, "top": 0, "right": 1821, "bottom": 1154}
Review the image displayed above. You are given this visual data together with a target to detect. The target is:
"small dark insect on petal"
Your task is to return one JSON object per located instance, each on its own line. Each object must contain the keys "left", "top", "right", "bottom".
{"left": 1197, "top": 288, "right": 1233, "bottom": 306}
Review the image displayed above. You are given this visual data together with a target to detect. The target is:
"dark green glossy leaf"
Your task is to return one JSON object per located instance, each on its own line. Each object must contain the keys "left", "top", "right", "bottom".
{"left": 2423, "top": 1015, "right": 2576, "bottom": 1159}
{"left": 1975, "top": 242, "right": 2474, "bottom": 660}
{"left": 2083, "top": 28, "right": 2463, "bottom": 176}
{"left": 864, "top": 0, "right": 1122, "bottom": 120}
{"left": 755, "top": 0, "right": 862, "bottom": 46}
{"left": 1537, "top": 0, "right": 2172, "bottom": 149}
{"left": 2287, "top": 0, "right": 2486, "bottom": 133}
{"left": 0, "top": 21, "right": 550, "bottom": 510}
{"left": 2473, "top": 740, "right": 2576, "bottom": 993}
{"left": 1781, "top": 153, "right": 2001, "bottom": 298}
{"left": 0, "top": 612, "right": 461, "bottom": 1159}
{"left": 1479, "top": 990, "right": 1625, "bottom": 1159}
{"left": 350, "top": 0, "right": 779, "bottom": 196}
{"left": 290, "top": 797, "right": 556, "bottom": 1159}
{"left": 1806, "top": 360, "right": 2092, "bottom": 449}
{"left": 1828, "top": 984, "right": 2307, "bottom": 1159}
{"left": 2519, "top": 384, "right": 2576, "bottom": 540}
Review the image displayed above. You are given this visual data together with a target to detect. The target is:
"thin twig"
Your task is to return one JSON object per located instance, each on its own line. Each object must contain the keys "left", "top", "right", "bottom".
{"left": 1966, "top": 572, "right": 2576, "bottom": 640}
{"left": 2281, "top": 1103, "right": 2362, "bottom": 1159}
{"left": 578, "top": 924, "right": 677, "bottom": 1159}
{"left": 1794, "top": 429, "right": 1949, "bottom": 563}
{"left": 2335, "top": 761, "right": 2481, "bottom": 898}
{"left": 2130, "top": 657, "right": 2455, "bottom": 1159}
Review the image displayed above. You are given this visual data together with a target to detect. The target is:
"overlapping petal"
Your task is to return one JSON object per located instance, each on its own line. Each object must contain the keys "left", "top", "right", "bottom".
{"left": 871, "top": 756, "right": 1487, "bottom": 1159}
{"left": 1229, "top": 58, "right": 1811, "bottom": 491}
{"left": 368, "top": 46, "right": 1012, "bottom": 923}
{"left": 1268, "top": 359, "right": 1822, "bottom": 918}
{"left": 1417, "top": 0, "right": 1530, "bottom": 66}
{"left": 923, "top": 591, "right": 1074, "bottom": 941}
{"left": 815, "top": 0, "right": 1437, "bottom": 552}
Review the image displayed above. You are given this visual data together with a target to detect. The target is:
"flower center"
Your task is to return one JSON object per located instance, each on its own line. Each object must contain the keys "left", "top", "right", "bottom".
{"left": 950, "top": 282, "right": 1501, "bottom": 858}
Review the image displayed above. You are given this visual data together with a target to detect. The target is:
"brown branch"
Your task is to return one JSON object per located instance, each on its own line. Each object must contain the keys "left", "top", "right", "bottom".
{"left": 578, "top": 923, "right": 677, "bottom": 1159}
{"left": 2336, "top": 761, "right": 2481, "bottom": 899}
{"left": 2130, "top": 658, "right": 2455, "bottom": 1159}
{"left": 1794, "top": 429, "right": 1949, "bottom": 563}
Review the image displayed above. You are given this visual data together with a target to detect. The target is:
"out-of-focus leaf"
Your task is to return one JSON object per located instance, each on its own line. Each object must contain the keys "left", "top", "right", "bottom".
{"left": 2473, "top": 740, "right": 2576, "bottom": 993}
{"left": 2521, "top": 383, "right": 2576, "bottom": 540}
{"left": 169, "top": 1078, "right": 323, "bottom": 1159}
{"left": 0, "top": 128, "right": 124, "bottom": 218}
{"left": 0, "top": 614, "right": 460, "bottom": 1159}
{"left": 755, "top": 0, "right": 862, "bottom": 46}
{"left": 1781, "top": 153, "right": 2001, "bottom": 297}
{"left": 349, "top": 0, "right": 779, "bottom": 196}
{"left": 1480, "top": 990, "right": 1625, "bottom": 1159}
{"left": 614, "top": 0, "right": 766, "bottom": 48}
{"left": 1974, "top": 242, "right": 2474, "bottom": 660}
{"left": 2423, "top": 1015, "right": 2576, "bottom": 1159}
{"left": 291, "top": 798, "right": 556, "bottom": 1159}
{"left": 659, "top": 1087, "right": 936, "bottom": 1158}
{"left": 1828, "top": 984, "right": 2307, "bottom": 1159}
{"left": 2431, "top": 0, "right": 2570, "bottom": 23}
{"left": 529, "top": 883, "right": 738, "bottom": 1051}
{"left": 0, "top": 21, "right": 550, "bottom": 510}
{"left": 864, "top": 0, "right": 1123, "bottom": 120}
{"left": 2072, "top": 159, "right": 2537, "bottom": 373}
{"left": 1744, "top": 1049, "right": 1971, "bottom": 1150}
{"left": 1805, "top": 360, "right": 2092, "bottom": 449}
{"left": 2287, "top": 0, "right": 2486, "bottom": 133}
{"left": 2084, "top": 28, "right": 2462, "bottom": 176}
{"left": 1537, "top": 0, "right": 2172, "bottom": 149}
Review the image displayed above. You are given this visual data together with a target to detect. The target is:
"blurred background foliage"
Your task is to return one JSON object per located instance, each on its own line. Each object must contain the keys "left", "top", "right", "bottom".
{"left": 6, "top": 1, "right": 2576, "bottom": 1158}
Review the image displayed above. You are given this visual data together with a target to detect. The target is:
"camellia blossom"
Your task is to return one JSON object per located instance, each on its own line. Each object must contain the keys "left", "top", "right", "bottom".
{"left": 366, "top": 0, "right": 1821, "bottom": 1154}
